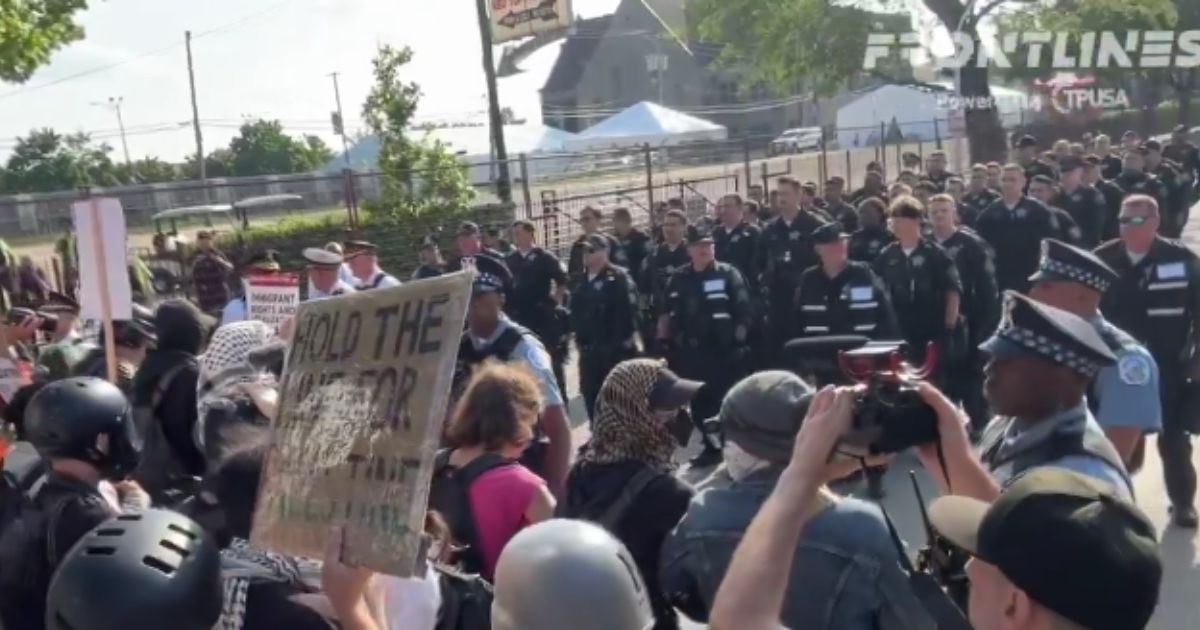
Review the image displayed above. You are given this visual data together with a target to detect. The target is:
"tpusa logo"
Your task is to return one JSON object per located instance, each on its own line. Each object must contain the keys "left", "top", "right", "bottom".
{"left": 936, "top": 87, "right": 1130, "bottom": 115}
{"left": 864, "top": 31, "right": 1200, "bottom": 71}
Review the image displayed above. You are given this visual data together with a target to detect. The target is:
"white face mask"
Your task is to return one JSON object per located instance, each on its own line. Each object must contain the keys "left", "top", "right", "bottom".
{"left": 724, "top": 441, "right": 772, "bottom": 483}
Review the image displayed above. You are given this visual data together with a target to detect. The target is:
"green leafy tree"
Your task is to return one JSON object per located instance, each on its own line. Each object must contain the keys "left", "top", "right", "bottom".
{"left": 2, "top": 128, "right": 121, "bottom": 193}
{"left": 226, "top": 119, "right": 326, "bottom": 177}
{"left": 302, "top": 135, "right": 334, "bottom": 166}
{"left": 0, "top": 1, "right": 90, "bottom": 82}
{"left": 116, "top": 157, "right": 179, "bottom": 184}
{"left": 362, "top": 45, "right": 473, "bottom": 217}
{"left": 182, "top": 148, "right": 235, "bottom": 180}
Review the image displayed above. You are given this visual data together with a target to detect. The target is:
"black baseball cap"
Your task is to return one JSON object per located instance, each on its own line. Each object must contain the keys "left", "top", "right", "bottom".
{"left": 687, "top": 228, "right": 714, "bottom": 245}
{"left": 1057, "top": 155, "right": 1084, "bottom": 172}
{"left": 583, "top": 234, "right": 610, "bottom": 252}
{"left": 930, "top": 468, "right": 1161, "bottom": 630}
{"left": 1141, "top": 139, "right": 1162, "bottom": 152}
{"left": 647, "top": 365, "right": 704, "bottom": 411}
{"left": 1015, "top": 134, "right": 1038, "bottom": 149}
{"left": 812, "top": 222, "right": 848, "bottom": 245}
{"left": 457, "top": 221, "right": 481, "bottom": 237}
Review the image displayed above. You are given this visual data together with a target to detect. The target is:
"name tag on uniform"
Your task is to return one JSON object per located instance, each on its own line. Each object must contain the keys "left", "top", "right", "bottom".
{"left": 704, "top": 279, "right": 726, "bottom": 292}
{"left": 1158, "top": 263, "right": 1186, "bottom": 279}
{"left": 850, "top": 286, "right": 873, "bottom": 301}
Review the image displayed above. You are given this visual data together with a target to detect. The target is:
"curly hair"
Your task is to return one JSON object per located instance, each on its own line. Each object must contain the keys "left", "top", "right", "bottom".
{"left": 446, "top": 361, "right": 543, "bottom": 451}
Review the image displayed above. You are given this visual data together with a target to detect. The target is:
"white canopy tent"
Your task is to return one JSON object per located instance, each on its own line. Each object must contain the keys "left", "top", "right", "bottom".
{"left": 566, "top": 101, "right": 728, "bottom": 151}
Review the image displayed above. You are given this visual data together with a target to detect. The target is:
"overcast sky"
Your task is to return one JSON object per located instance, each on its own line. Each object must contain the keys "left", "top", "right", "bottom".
{"left": 0, "top": 0, "right": 621, "bottom": 162}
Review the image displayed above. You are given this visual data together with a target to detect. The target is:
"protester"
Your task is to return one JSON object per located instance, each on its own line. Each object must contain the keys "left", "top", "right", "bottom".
{"left": 669, "top": 373, "right": 933, "bottom": 629}
{"left": 72, "top": 304, "right": 156, "bottom": 396}
{"left": 131, "top": 299, "right": 215, "bottom": 500}
{"left": 928, "top": 469, "right": 1161, "bottom": 630}
{"left": 191, "top": 230, "right": 235, "bottom": 315}
{"left": 45, "top": 509, "right": 223, "bottom": 630}
{"left": 35, "top": 292, "right": 89, "bottom": 381}
{"left": 194, "top": 320, "right": 278, "bottom": 462}
{"left": 491, "top": 519, "right": 656, "bottom": 630}
{"left": 561, "top": 358, "right": 699, "bottom": 630}
{"left": 440, "top": 361, "right": 556, "bottom": 580}
{"left": 0, "top": 377, "right": 148, "bottom": 630}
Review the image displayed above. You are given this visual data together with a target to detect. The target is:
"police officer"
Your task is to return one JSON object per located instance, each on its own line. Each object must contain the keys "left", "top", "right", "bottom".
{"left": 569, "top": 235, "right": 639, "bottom": 419}
{"left": 1143, "top": 139, "right": 1189, "bottom": 238}
{"left": 659, "top": 229, "right": 753, "bottom": 467}
{"left": 568, "top": 206, "right": 620, "bottom": 282}
{"left": 794, "top": 223, "right": 899, "bottom": 340}
{"left": 1027, "top": 174, "right": 1083, "bottom": 246}
{"left": 1096, "top": 133, "right": 1124, "bottom": 180}
{"left": 609, "top": 206, "right": 652, "bottom": 277}
{"left": 303, "top": 247, "right": 356, "bottom": 300}
{"left": 924, "top": 150, "right": 956, "bottom": 192}
{"left": 0, "top": 377, "right": 146, "bottom": 630}
{"left": 1014, "top": 134, "right": 1056, "bottom": 189}
{"left": 446, "top": 221, "right": 507, "bottom": 273}
{"left": 507, "top": 219, "right": 570, "bottom": 396}
{"left": 848, "top": 196, "right": 894, "bottom": 263}
{"left": 712, "top": 193, "right": 761, "bottom": 288}
{"left": 873, "top": 196, "right": 962, "bottom": 377}
{"left": 975, "top": 164, "right": 1063, "bottom": 293}
{"left": 412, "top": 236, "right": 446, "bottom": 280}
{"left": 929, "top": 194, "right": 999, "bottom": 434}
{"left": 1083, "top": 154, "right": 1126, "bottom": 242}
{"left": 757, "top": 177, "right": 829, "bottom": 364}
{"left": 1113, "top": 148, "right": 1171, "bottom": 235}
{"left": 975, "top": 292, "right": 1132, "bottom": 497}
{"left": 1051, "top": 156, "right": 1108, "bottom": 248}
{"left": 343, "top": 240, "right": 401, "bottom": 290}
{"left": 1163, "top": 124, "right": 1200, "bottom": 201}
{"left": 642, "top": 209, "right": 691, "bottom": 355}
{"left": 1096, "top": 194, "right": 1200, "bottom": 527}
{"left": 822, "top": 177, "right": 858, "bottom": 233}
{"left": 848, "top": 168, "right": 887, "bottom": 206}
{"left": 1026, "top": 238, "right": 1161, "bottom": 470}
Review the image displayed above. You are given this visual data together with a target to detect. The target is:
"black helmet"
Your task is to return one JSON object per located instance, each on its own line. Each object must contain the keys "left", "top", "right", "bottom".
{"left": 46, "top": 509, "right": 222, "bottom": 630}
{"left": 25, "top": 377, "right": 140, "bottom": 477}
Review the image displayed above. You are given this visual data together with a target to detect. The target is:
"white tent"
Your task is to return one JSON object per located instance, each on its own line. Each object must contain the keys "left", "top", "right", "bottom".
{"left": 566, "top": 101, "right": 728, "bottom": 151}
{"left": 836, "top": 83, "right": 1027, "bottom": 149}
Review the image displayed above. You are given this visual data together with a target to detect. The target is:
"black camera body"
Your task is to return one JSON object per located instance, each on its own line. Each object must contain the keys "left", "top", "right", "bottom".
{"left": 8, "top": 307, "right": 59, "bottom": 334}
{"left": 839, "top": 342, "right": 940, "bottom": 455}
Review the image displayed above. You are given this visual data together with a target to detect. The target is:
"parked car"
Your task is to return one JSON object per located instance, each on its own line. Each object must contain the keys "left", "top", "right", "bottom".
{"left": 769, "top": 127, "right": 823, "bottom": 155}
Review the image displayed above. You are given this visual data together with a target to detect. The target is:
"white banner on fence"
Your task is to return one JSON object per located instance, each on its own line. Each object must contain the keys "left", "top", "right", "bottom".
{"left": 245, "top": 274, "right": 301, "bottom": 327}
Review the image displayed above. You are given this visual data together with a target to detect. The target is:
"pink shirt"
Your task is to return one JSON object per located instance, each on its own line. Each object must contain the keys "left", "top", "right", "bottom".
{"left": 468, "top": 463, "right": 546, "bottom": 579}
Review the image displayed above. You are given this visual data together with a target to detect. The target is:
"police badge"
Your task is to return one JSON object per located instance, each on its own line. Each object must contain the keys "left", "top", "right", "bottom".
{"left": 912, "top": 255, "right": 925, "bottom": 268}
{"left": 1016, "top": 208, "right": 1028, "bottom": 219}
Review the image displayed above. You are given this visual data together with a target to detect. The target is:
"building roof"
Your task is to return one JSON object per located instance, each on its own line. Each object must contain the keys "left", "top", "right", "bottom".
{"left": 541, "top": 15, "right": 613, "bottom": 98}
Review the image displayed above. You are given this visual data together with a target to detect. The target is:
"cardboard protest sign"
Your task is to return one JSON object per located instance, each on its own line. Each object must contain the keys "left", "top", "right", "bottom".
{"left": 245, "top": 274, "right": 301, "bottom": 327}
{"left": 250, "top": 272, "right": 472, "bottom": 576}
{"left": 72, "top": 198, "right": 132, "bottom": 322}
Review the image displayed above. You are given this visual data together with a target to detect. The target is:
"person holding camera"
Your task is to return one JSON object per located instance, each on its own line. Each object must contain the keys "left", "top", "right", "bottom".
{"left": 32, "top": 292, "right": 88, "bottom": 381}
{"left": 661, "top": 371, "right": 934, "bottom": 629}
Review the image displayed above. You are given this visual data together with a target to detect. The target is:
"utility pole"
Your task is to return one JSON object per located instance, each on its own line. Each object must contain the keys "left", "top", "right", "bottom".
{"left": 92, "top": 97, "right": 131, "bottom": 169}
{"left": 473, "top": 0, "right": 512, "bottom": 205}
{"left": 328, "top": 72, "right": 352, "bottom": 168}
{"left": 185, "top": 31, "right": 206, "bottom": 185}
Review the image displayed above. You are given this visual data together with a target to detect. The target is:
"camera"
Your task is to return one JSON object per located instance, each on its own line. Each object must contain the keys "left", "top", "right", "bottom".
{"left": 837, "top": 342, "right": 940, "bottom": 455}
{"left": 7, "top": 307, "right": 59, "bottom": 334}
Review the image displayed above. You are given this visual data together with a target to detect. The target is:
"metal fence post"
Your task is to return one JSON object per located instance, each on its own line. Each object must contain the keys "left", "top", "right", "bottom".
{"left": 518, "top": 153, "right": 533, "bottom": 218}
{"left": 644, "top": 143, "right": 655, "bottom": 210}
{"left": 934, "top": 117, "right": 943, "bottom": 150}
{"left": 880, "top": 121, "right": 888, "bottom": 175}
{"left": 760, "top": 161, "right": 769, "bottom": 196}
{"left": 743, "top": 139, "right": 752, "bottom": 194}
{"left": 341, "top": 168, "right": 358, "bottom": 230}
{"left": 819, "top": 128, "right": 829, "bottom": 185}
{"left": 918, "top": 139, "right": 924, "bottom": 164}
{"left": 845, "top": 150, "right": 852, "bottom": 186}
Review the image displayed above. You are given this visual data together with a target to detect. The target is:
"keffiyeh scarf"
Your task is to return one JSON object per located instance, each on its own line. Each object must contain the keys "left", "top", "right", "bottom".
{"left": 196, "top": 321, "right": 278, "bottom": 447}
{"left": 578, "top": 358, "right": 677, "bottom": 471}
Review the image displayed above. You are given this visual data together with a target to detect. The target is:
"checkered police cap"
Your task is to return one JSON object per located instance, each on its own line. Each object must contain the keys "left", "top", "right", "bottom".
{"left": 980, "top": 292, "right": 1117, "bottom": 378}
{"left": 1029, "top": 239, "right": 1117, "bottom": 295}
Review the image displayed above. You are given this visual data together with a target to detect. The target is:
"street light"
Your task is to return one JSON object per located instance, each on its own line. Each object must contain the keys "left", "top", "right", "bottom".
{"left": 91, "top": 96, "right": 132, "bottom": 169}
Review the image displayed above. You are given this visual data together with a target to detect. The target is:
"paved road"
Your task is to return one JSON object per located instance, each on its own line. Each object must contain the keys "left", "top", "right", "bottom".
{"left": 560, "top": 200, "right": 1200, "bottom": 629}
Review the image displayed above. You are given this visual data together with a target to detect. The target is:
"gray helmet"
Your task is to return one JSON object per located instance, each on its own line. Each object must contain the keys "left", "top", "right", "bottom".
{"left": 492, "top": 519, "right": 654, "bottom": 630}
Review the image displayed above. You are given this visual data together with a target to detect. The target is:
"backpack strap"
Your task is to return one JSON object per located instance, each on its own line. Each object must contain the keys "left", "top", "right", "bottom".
{"left": 151, "top": 360, "right": 195, "bottom": 412}
{"left": 438, "top": 449, "right": 515, "bottom": 574}
{"left": 596, "top": 466, "right": 663, "bottom": 531}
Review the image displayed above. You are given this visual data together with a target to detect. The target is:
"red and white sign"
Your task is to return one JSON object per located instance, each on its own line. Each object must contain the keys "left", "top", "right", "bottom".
{"left": 490, "top": 0, "right": 573, "bottom": 44}
{"left": 246, "top": 274, "right": 301, "bottom": 327}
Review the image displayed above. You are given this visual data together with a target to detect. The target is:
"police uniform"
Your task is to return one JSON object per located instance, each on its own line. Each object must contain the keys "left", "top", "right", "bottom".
{"left": 1113, "top": 169, "right": 1171, "bottom": 230}
{"left": 641, "top": 239, "right": 690, "bottom": 354}
{"left": 662, "top": 234, "right": 753, "bottom": 455}
{"left": 978, "top": 292, "right": 1133, "bottom": 499}
{"left": 1163, "top": 134, "right": 1200, "bottom": 201}
{"left": 794, "top": 224, "right": 899, "bottom": 339}
{"left": 823, "top": 199, "right": 859, "bottom": 233}
{"left": 937, "top": 228, "right": 1000, "bottom": 431}
{"left": 873, "top": 238, "right": 963, "bottom": 372}
{"left": 1023, "top": 159, "right": 1057, "bottom": 191}
{"left": 1150, "top": 157, "right": 1189, "bottom": 239}
{"left": 1029, "top": 239, "right": 1161, "bottom": 445}
{"left": 344, "top": 241, "right": 401, "bottom": 290}
{"left": 757, "top": 210, "right": 829, "bottom": 360}
{"left": 975, "top": 195, "right": 1061, "bottom": 294}
{"left": 506, "top": 244, "right": 570, "bottom": 396}
{"left": 610, "top": 227, "right": 652, "bottom": 279}
{"left": 960, "top": 189, "right": 1000, "bottom": 228}
{"left": 847, "top": 226, "right": 894, "bottom": 263}
{"left": 568, "top": 231, "right": 620, "bottom": 283}
{"left": 712, "top": 221, "right": 762, "bottom": 292}
{"left": 303, "top": 248, "right": 356, "bottom": 300}
{"left": 1096, "top": 236, "right": 1200, "bottom": 525}
{"left": 1053, "top": 182, "right": 1108, "bottom": 249}
{"left": 569, "top": 236, "right": 640, "bottom": 419}
{"left": 1094, "top": 176, "right": 1126, "bottom": 242}
{"left": 1101, "top": 153, "right": 1124, "bottom": 180}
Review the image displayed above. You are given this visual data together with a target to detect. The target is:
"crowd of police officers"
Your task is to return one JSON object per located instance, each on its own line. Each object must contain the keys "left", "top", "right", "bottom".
{"left": 485, "top": 125, "right": 1200, "bottom": 521}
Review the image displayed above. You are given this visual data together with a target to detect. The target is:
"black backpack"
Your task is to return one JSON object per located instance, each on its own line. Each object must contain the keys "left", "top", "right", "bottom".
{"left": 132, "top": 360, "right": 197, "bottom": 500}
{"left": 428, "top": 449, "right": 515, "bottom": 575}
{"left": 433, "top": 564, "right": 493, "bottom": 630}
{"left": 0, "top": 471, "right": 69, "bottom": 630}
{"left": 558, "top": 464, "right": 662, "bottom": 532}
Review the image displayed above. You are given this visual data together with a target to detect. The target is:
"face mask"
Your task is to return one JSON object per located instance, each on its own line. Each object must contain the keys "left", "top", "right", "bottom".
{"left": 659, "top": 408, "right": 694, "bottom": 447}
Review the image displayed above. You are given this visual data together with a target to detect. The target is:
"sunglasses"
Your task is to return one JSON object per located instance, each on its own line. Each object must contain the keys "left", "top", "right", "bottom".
{"left": 1118, "top": 215, "right": 1151, "bottom": 226}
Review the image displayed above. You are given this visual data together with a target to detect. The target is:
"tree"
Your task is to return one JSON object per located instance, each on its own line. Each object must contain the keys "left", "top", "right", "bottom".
{"left": 2, "top": 128, "right": 121, "bottom": 193}
{"left": 302, "top": 135, "right": 334, "bottom": 166}
{"left": 182, "top": 149, "right": 234, "bottom": 180}
{"left": 226, "top": 119, "right": 326, "bottom": 177}
{"left": 362, "top": 45, "right": 473, "bottom": 216}
{"left": 116, "top": 157, "right": 179, "bottom": 185}
{"left": 0, "top": 1, "right": 90, "bottom": 82}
